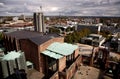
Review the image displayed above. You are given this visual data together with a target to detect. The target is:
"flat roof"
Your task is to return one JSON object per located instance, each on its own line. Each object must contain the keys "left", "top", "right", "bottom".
{"left": 89, "top": 34, "right": 102, "bottom": 37}
{"left": 47, "top": 42, "right": 78, "bottom": 56}
{"left": 78, "top": 44, "right": 93, "bottom": 55}
{"left": 2, "top": 51, "right": 22, "bottom": 61}
{"left": 42, "top": 50, "right": 63, "bottom": 59}
{"left": 26, "top": 61, "right": 33, "bottom": 66}
{"left": 42, "top": 42, "right": 78, "bottom": 59}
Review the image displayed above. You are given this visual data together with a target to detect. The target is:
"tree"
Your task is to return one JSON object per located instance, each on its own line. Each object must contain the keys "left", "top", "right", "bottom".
{"left": 64, "top": 28, "right": 91, "bottom": 43}
{"left": 64, "top": 34, "right": 73, "bottom": 43}
{"left": 100, "top": 30, "right": 112, "bottom": 41}
{"left": 49, "top": 27, "right": 60, "bottom": 33}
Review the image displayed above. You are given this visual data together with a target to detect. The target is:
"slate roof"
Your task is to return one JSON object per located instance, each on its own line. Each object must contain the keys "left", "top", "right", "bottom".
{"left": 5, "top": 30, "right": 60, "bottom": 45}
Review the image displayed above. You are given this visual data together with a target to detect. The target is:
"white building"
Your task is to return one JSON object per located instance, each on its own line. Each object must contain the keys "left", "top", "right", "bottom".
{"left": 81, "top": 34, "right": 106, "bottom": 46}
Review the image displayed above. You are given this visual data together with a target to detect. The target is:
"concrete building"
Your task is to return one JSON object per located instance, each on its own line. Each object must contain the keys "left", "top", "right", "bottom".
{"left": 3, "top": 30, "right": 82, "bottom": 79}
{"left": 110, "top": 32, "right": 120, "bottom": 53}
{"left": 110, "top": 37, "right": 120, "bottom": 53}
{"left": 33, "top": 12, "right": 45, "bottom": 33}
{"left": 81, "top": 34, "right": 106, "bottom": 46}
{"left": 0, "top": 50, "right": 27, "bottom": 79}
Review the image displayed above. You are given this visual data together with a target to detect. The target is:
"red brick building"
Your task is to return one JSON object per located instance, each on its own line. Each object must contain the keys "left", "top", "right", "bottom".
{"left": 3, "top": 30, "right": 81, "bottom": 79}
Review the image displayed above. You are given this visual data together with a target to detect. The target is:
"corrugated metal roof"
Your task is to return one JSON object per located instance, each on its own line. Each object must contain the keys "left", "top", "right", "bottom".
{"left": 42, "top": 50, "right": 63, "bottom": 59}
{"left": 47, "top": 42, "right": 78, "bottom": 56}
{"left": 2, "top": 51, "right": 22, "bottom": 61}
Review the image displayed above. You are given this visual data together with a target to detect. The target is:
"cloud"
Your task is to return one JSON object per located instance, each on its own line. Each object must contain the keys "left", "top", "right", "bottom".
{"left": 0, "top": 0, "right": 120, "bottom": 16}
{"left": 0, "top": 2, "right": 4, "bottom": 7}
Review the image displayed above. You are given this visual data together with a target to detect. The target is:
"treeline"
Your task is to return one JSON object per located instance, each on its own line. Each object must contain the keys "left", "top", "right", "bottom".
{"left": 100, "top": 17, "right": 120, "bottom": 26}
{"left": 64, "top": 28, "right": 91, "bottom": 43}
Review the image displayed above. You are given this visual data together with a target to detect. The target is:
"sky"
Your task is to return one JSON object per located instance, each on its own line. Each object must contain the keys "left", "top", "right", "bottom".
{"left": 0, "top": 0, "right": 120, "bottom": 16}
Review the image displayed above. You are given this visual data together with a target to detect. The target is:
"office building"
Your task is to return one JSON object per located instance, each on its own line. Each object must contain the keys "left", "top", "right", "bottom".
{"left": 33, "top": 12, "right": 45, "bottom": 33}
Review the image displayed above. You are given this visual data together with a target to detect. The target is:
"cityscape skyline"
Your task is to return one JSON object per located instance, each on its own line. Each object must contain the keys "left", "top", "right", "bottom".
{"left": 0, "top": 0, "right": 120, "bottom": 16}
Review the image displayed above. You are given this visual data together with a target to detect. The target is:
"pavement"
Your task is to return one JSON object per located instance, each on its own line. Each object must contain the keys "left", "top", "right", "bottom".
{"left": 74, "top": 65, "right": 103, "bottom": 79}
{"left": 27, "top": 69, "right": 45, "bottom": 79}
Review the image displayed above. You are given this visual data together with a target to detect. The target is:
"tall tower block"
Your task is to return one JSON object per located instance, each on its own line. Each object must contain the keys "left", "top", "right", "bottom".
{"left": 33, "top": 12, "right": 45, "bottom": 33}
{"left": 33, "top": 6, "right": 45, "bottom": 33}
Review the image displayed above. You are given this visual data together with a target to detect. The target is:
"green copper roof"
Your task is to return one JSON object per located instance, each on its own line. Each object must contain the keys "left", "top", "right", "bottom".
{"left": 42, "top": 42, "right": 78, "bottom": 59}
{"left": 42, "top": 50, "right": 63, "bottom": 59}
{"left": 47, "top": 42, "right": 78, "bottom": 56}
{"left": 2, "top": 51, "right": 22, "bottom": 61}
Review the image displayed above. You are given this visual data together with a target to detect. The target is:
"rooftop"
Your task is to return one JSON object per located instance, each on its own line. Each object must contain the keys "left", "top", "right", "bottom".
{"left": 5, "top": 30, "right": 60, "bottom": 45}
{"left": 78, "top": 44, "right": 93, "bottom": 56}
{"left": 42, "top": 42, "right": 78, "bottom": 59}
{"left": 89, "top": 34, "right": 102, "bottom": 38}
{"left": 2, "top": 50, "right": 22, "bottom": 61}
{"left": 42, "top": 50, "right": 63, "bottom": 59}
{"left": 47, "top": 42, "right": 78, "bottom": 56}
{"left": 82, "top": 34, "right": 105, "bottom": 42}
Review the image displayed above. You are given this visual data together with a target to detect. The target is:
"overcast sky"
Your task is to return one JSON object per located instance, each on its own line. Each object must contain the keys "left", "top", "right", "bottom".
{"left": 0, "top": 0, "right": 120, "bottom": 16}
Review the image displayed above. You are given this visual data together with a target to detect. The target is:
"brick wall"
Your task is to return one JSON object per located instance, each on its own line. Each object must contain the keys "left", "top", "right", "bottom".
{"left": 58, "top": 56, "right": 66, "bottom": 72}
{"left": 39, "top": 37, "right": 64, "bottom": 52}
{"left": 3, "top": 35, "right": 18, "bottom": 52}
{"left": 75, "top": 55, "right": 82, "bottom": 67}
{"left": 39, "top": 39, "right": 53, "bottom": 52}
{"left": 66, "top": 63, "right": 76, "bottom": 79}
{"left": 74, "top": 49, "right": 79, "bottom": 59}
{"left": 39, "top": 54, "right": 46, "bottom": 73}
{"left": 39, "top": 37, "right": 64, "bottom": 73}
{"left": 66, "top": 55, "right": 82, "bottom": 79}
{"left": 20, "top": 39, "right": 40, "bottom": 71}
{"left": 50, "top": 71, "right": 59, "bottom": 79}
{"left": 52, "top": 37, "right": 64, "bottom": 43}
{"left": 59, "top": 55, "right": 82, "bottom": 79}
